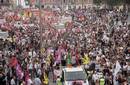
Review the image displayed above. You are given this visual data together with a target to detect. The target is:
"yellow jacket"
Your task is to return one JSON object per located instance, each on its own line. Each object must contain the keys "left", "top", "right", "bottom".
{"left": 82, "top": 54, "right": 90, "bottom": 65}
{"left": 42, "top": 73, "right": 49, "bottom": 84}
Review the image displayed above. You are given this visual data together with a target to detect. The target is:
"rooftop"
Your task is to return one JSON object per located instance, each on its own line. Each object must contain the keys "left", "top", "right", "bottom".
{"left": 63, "top": 66, "right": 84, "bottom": 72}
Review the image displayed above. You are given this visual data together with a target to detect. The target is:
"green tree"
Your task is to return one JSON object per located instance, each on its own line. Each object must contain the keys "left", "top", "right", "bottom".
{"left": 125, "top": 0, "right": 130, "bottom": 4}
{"left": 67, "top": 51, "right": 71, "bottom": 65}
{"left": 93, "top": 0, "right": 102, "bottom": 6}
{"left": 106, "top": 0, "right": 123, "bottom": 6}
{"left": 124, "top": 0, "right": 130, "bottom": 12}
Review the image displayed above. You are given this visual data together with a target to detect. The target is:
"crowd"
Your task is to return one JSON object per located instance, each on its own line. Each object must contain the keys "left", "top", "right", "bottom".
{"left": 0, "top": 6, "right": 130, "bottom": 85}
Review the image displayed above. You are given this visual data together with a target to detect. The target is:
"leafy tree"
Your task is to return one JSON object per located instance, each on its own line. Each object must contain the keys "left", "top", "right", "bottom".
{"left": 125, "top": 0, "right": 130, "bottom": 4}
{"left": 106, "top": 0, "right": 123, "bottom": 6}
{"left": 93, "top": 0, "right": 102, "bottom": 6}
{"left": 124, "top": 0, "right": 130, "bottom": 12}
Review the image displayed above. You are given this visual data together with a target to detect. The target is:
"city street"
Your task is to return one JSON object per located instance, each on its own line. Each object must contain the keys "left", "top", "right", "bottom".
{"left": 49, "top": 72, "right": 56, "bottom": 85}
{"left": 0, "top": 0, "right": 130, "bottom": 85}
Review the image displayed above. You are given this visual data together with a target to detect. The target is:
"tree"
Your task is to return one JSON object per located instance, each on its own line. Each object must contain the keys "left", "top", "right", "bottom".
{"left": 125, "top": 0, "right": 130, "bottom": 4}
{"left": 106, "top": 0, "right": 123, "bottom": 6}
{"left": 93, "top": 0, "right": 102, "bottom": 6}
{"left": 125, "top": 0, "right": 130, "bottom": 12}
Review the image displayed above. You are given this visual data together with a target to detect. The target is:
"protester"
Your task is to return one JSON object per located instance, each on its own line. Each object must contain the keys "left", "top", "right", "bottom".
{"left": 10, "top": 76, "right": 16, "bottom": 85}
{"left": 0, "top": 5, "right": 130, "bottom": 85}
{"left": 33, "top": 75, "right": 42, "bottom": 85}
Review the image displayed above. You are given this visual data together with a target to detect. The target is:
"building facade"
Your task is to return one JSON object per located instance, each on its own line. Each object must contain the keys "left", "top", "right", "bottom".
{"left": 8, "top": 0, "right": 93, "bottom": 8}
{"left": 0, "top": 0, "right": 10, "bottom": 5}
{"left": 42, "top": 0, "right": 93, "bottom": 5}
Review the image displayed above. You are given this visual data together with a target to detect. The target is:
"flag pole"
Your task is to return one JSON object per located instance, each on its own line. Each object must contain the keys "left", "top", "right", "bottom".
{"left": 82, "top": 0, "right": 83, "bottom": 9}
{"left": 39, "top": 0, "right": 43, "bottom": 58}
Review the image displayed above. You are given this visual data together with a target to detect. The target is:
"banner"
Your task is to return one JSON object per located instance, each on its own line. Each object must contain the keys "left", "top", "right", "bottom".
{"left": 0, "top": 31, "right": 9, "bottom": 39}
{"left": 114, "top": 61, "right": 121, "bottom": 76}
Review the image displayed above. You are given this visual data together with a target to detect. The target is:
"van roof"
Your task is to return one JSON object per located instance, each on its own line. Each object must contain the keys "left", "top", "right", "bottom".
{"left": 63, "top": 66, "right": 83, "bottom": 72}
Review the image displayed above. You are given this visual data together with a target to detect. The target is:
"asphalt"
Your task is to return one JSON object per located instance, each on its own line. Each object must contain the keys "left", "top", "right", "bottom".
{"left": 49, "top": 72, "right": 56, "bottom": 85}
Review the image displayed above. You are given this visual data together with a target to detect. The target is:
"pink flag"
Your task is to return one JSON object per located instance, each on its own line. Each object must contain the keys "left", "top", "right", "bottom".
{"left": 55, "top": 49, "right": 61, "bottom": 64}
{"left": 16, "top": 64, "right": 23, "bottom": 79}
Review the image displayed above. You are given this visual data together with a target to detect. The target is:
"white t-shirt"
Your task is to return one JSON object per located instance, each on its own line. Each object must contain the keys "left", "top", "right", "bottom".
{"left": 28, "top": 51, "right": 36, "bottom": 57}
{"left": 96, "top": 56, "right": 100, "bottom": 61}
{"left": 29, "top": 63, "right": 33, "bottom": 70}
{"left": 54, "top": 69, "right": 61, "bottom": 77}
{"left": 128, "top": 66, "right": 130, "bottom": 71}
{"left": 34, "top": 63, "right": 38, "bottom": 69}
{"left": 11, "top": 78, "right": 15, "bottom": 85}
{"left": 33, "top": 78, "right": 42, "bottom": 85}
{"left": 27, "top": 79, "right": 33, "bottom": 85}
{"left": 37, "top": 69, "right": 42, "bottom": 76}
{"left": 92, "top": 73, "right": 99, "bottom": 82}
{"left": 123, "top": 65, "right": 128, "bottom": 71}
{"left": 71, "top": 56, "right": 76, "bottom": 64}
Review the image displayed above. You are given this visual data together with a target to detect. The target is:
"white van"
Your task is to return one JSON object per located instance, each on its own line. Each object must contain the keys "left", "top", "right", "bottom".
{"left": 60, "top": 67, "right": 89, "bottom": 85}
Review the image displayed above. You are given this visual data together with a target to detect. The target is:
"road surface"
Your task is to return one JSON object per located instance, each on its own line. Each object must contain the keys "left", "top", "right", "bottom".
{"left": 49, "top": 72, "right": 56, "bottom": 85}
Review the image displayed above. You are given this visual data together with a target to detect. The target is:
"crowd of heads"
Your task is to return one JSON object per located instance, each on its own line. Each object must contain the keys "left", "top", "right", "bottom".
{"left": 0, "top": 6, "right": 130, "bottom": 85}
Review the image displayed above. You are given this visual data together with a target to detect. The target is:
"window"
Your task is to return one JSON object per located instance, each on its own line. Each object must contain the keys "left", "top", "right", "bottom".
{"left": 1, "top": 0, "right": 3, "bottom": 3}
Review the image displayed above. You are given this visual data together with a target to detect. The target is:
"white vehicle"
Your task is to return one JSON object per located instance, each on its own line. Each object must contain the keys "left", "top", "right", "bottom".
{"left": 60, "top": 67, "right": 89, "bottom": 85}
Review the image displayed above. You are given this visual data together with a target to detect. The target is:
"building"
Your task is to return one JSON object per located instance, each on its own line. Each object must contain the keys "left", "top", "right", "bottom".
{"left": 40, "top": 0, "right": 93, "bottom": 9}
{"left": 0, "top": 0, "right": 10, "bottom": 6}
{"left": 42, "top": 0, "right": 93, "bottom": 5}
{"left": 8, "top": 0, "right": 93, "bottom": 8}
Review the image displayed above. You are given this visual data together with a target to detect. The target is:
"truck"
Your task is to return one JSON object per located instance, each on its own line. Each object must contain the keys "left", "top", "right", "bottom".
{"left": 59, "top": 66, "right": 89, "bottom": 85}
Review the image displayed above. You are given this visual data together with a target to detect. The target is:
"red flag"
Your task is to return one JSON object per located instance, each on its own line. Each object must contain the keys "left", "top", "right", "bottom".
{"left": 9, "top": 56, "right": 18, "bottom": 68}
